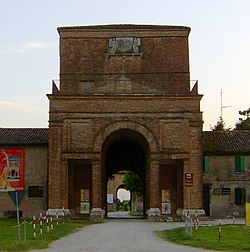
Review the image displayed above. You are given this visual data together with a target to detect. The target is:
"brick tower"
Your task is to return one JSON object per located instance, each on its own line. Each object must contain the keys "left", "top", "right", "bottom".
{"left": 47, "top": 25, "right": 203, "bottom": 221}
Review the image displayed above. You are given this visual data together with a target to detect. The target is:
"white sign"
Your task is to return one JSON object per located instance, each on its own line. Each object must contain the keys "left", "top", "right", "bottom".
{"left": 107, "top": 194, "right": 114, "bottom": 204}
{"left": 162, "top": 202, "right": 171, "bottom": 215}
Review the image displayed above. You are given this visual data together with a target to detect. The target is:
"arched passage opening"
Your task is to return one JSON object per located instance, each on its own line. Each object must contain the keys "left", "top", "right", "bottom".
{"left": 106, "top": 171, "right": 130, "bottom": 213}
{"left": 102, "top": 129, "right": 149, "bottom": 218}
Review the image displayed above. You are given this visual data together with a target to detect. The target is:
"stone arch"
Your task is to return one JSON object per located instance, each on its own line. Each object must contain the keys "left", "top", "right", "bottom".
{"left": 92, "top": 120, "right": 158, "bottom": 154}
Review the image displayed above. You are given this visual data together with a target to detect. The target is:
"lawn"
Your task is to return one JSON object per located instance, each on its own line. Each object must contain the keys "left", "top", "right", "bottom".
{"left": 0, "top": 218, "right": 94, "bottom": 251}
{"left": 129, "top": 211, "right": 144, "bottom": 217}
{"left": 156, "top": 224, "right": 250, "bottom": 251}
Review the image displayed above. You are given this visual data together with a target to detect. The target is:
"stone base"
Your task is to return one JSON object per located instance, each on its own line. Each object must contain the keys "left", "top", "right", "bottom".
{"left": 147, "top": 208, "right": 161, "bottom": 222}
{"left": 46, "top": 208, "right": 70, "bottom": 217}
{"left": 46, "top": 208, "right": 70, "bottom": 222}
{"left": 176, "top": 208, "right": 205, "bottom": 220}
{"left": 90, "top": 208, "right": 105, "bottom": 222}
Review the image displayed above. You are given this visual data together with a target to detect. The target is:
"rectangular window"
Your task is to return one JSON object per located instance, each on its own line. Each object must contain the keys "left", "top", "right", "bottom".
{"left": 28, "top": 186, "right": 44, "bottom": 198}
{"left": 213, "top": 188, "right": 231, "bottom": 195}
{"left": 203, "top": 156, "right": 209, "bottom": 173}
{"left": 213, "top": 188, "right": 221, "bottom": 195}
{"left": 221, "top": 188, "right": 231, "bottom": 195}
{"left": 79, "top": 81, "right": 93, "bottom": 94}
{"left": 235, "top": 156, "right": 245, "bottom": 173}
{"left": 235, "top": 188, "right": 246, "bottom": 205}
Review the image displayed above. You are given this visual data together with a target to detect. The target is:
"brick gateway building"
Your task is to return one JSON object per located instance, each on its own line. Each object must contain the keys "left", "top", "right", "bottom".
{"left": 47, "top": 25, "right": 203, "bottom": 221}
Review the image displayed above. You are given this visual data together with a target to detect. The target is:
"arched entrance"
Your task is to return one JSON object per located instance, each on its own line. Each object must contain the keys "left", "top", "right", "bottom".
{"left": 102, "top": 129, "right": 149, "bottom": 218}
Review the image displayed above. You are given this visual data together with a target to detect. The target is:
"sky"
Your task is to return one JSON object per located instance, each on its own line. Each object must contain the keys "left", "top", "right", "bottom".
{"left": 117, "top": 189, "right": 130, "bottom": 202}
{"left": 0, "top": 0, "right": 249, "bottom": 130}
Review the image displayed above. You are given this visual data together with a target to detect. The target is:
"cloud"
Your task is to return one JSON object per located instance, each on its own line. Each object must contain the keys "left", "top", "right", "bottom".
{"left": 0, "top": 98, "right": 48, "bottom": 112}
{"left": 22, "top": 42, "right": 57, "bottom": 49}
{"left": 0, "top": 98, "right": 49, "bottom": 128}
{"left": 0, "top": 41, "right": 57, "bottom": 54}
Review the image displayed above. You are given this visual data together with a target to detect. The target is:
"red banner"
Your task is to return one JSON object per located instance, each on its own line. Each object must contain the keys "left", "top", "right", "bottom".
{"left": 0, "top": 148, "right": 25, "bottom": 191}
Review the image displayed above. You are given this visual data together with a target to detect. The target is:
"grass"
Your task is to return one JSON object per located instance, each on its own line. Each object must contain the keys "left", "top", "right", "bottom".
{"left": 155, "top": 224, "right": 250, "bottom": 252}
{"left": 0, "top": 218, "right": 94, "bottom": 251}
{"left": 129, "top": 211, "right": 144, "bottom": 217}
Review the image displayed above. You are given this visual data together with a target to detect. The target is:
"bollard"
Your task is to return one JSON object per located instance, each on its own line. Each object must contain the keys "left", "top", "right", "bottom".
{"left": 39, "top": 213, "right": 43, "bottom": 235}
{"left": 23, "top": 220, "right": 27, "bottom": 242}
{"left": 63, "top": 207, "right": 65, "bottom": 224}
{"left": 233, "top": 212, "right": 236, "bottom": 225}
{"left": 218, "top": 221, "right": 222, "bottom": 242}
{"left": 46, "top": 214, "right": 50, "bottom": 231}
{"left": 56, "top": 211, "right": 59, "bottom": 226}
{"left": 33, "top": 215, "right": 36, "bottom": 238}
{"left": 194, "top": 211, "right": 199, "bottom": 237}
{"left": 50, "top": 214, "right": 53, "bottom": 230}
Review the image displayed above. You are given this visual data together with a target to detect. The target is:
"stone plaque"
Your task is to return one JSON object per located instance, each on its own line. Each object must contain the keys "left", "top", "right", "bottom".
{"left": 109, "top": 37, "right": 141, "bottom": 54}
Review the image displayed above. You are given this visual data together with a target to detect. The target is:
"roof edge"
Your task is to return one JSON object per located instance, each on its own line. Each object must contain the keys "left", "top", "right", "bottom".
{"left": 57, "top": 24, "right": 191, "bottom": 32}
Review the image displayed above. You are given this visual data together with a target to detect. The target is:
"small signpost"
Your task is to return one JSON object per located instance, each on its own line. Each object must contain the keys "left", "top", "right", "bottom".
{"left": 185, "top": 173, "right": 193, "bottom": 215}
{"left": 8, "top": 190, "right": 25, "bottom": 243}
{"left": 184, "top": 173, "right": 193, "bottom": 237}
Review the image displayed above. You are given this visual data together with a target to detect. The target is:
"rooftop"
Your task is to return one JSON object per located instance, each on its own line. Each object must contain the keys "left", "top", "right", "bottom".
{"left": 202, "top": 131, "right": 250, "bottom": 154}
{"left": 0, "top": 128, "right": 48, "bottom": 146}
{"left": 57, "top": 24, "right": 190, "bottom": 31}
{"left": 0, "top": 128, "right": 250, "bottom": 154}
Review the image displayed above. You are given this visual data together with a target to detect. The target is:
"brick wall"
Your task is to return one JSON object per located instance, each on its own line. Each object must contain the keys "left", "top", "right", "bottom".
{"left": 58, "top": 25, "right": 190, "bottom": 95}
{"left": 203, "top": 155, "right": 250, "bottom": 217}
{"left": 0, "top": 146, "right": 47, "bottom": 218}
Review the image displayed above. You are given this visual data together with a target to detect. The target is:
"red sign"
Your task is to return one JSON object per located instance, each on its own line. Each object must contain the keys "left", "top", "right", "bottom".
{"left": 0, "top": 148, "right": 25, "bottom": 191}
{"left": 185, "top": 173, "right": 193, "bottom": 187}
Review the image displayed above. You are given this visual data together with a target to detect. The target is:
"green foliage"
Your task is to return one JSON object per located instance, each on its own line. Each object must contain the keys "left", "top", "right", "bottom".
{"left": 235, "top": 119, "right": 250, "bottom": 130}
{"left": 123, "top": 171, "right": 144, "bottom": 196}
{"left": 0, "top": 219, "right": 93, "bottom": 251}
{"left": 117, "top": 199, "right": 130, "bottom": 211}
{"left": 129, "top": 211, "right": 143, "bottom": 217}
{"left": 235, "top": 108, "right": 250, "bottom": 130}
{"left": 117, "top": 198, "right": 122, "bottom": 210}
{"left": 156, "top": 225, "right": 250, "bottom": 252}
{"left": 210, "top": 117, "right": 231, "bottom": 131}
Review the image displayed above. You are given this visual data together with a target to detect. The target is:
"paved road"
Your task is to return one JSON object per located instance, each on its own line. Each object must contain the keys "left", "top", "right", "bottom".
{"left": 107, "top": 211, "right": 143, "bottom": 219}
{"left": 31, "top": 217, "right": 227, "bottom": 252}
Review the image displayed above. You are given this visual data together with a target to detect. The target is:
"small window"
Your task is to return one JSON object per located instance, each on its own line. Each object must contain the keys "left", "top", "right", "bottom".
{"left": 235, "top": 156, "right": 245, "bottom": 173}
{"left": 235, "top": 188, "right": 246, "bottom": 205}
{"left": 221, "top": 188, "right": 231, "bottom": 195}
{"left": 28, "top": 186, "right": 44, "bottom": 198}
{"left": 213, "top": 188, "right": 221, "bottom": 195}
{"left": 203, "top": 156, "right": 209, "bottom": 173}
{"left": 213, "top": 188, "right": 231, "bottom": 195}
{"left": 79, "top": 81, "right": 93, "bottom": 94}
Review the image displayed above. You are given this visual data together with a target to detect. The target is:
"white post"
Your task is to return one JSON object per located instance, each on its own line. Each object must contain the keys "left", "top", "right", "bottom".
{"left": 33, "top": 215, "right": 36, "bottom": 238}
{"left": 23, "top": 220, "right": 26, "bottom": 242}
{"left": 16, "top": 191, "right": 21, "bottom": 243}
{"left": 39, "top": 213, "right": 43, "bottom": 234}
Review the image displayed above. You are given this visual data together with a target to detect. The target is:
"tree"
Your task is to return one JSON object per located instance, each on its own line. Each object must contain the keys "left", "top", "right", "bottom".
{"left": 117, "top": 198, "right": 130, "bottom": 211}
{"left": 235, "top": 108, "right": 250, "bottom": 130}
{"left": 123, "top": 171, "right": 143, "bottom": 196}
{"left": 210, "top": 117, "right": 231, "bottom": 131}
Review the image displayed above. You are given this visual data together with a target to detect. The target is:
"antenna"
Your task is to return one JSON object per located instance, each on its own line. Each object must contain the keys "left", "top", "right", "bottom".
{"left": 220, "top": 89, "right": 232, "bottom": 120}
